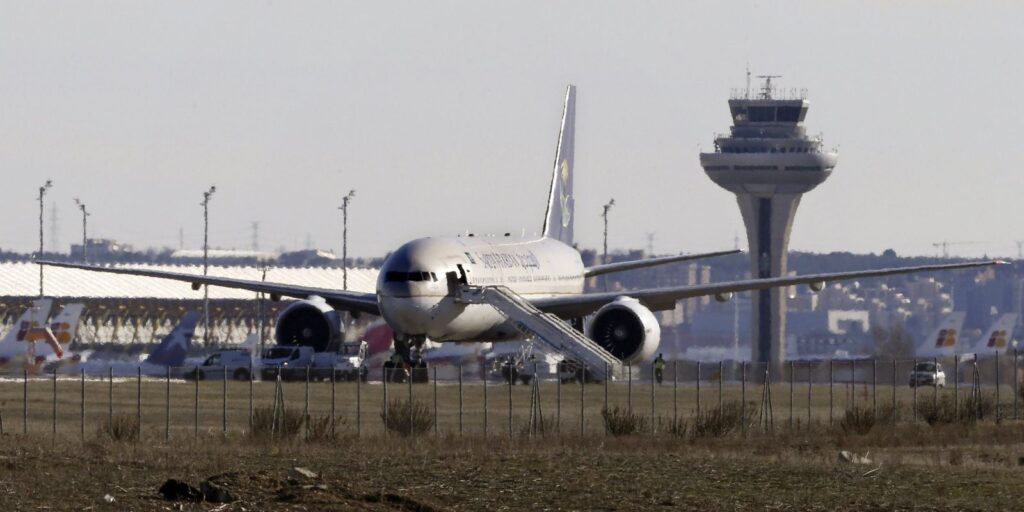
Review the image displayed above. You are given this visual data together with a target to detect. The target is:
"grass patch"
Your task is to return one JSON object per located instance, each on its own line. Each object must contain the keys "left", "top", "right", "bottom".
{"left": 98, "top": 413, "right": 139, "bottom": 442}
{"left": 690, "top": 401, "right": 754, "bottom": 438}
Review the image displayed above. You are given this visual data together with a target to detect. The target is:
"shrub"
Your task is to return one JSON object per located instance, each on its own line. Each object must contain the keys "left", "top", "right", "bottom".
{"left": 915, "top": 392, "right": 996, "bottom": 426}
{"left": 690, "top": 401, "right": 754, "bottom": 438}
{"left": 601, "top": 406, "right": 649, "bottom": 436}
{"left": 380, "top": 399, "right": 434, "bottom": 437}
{"left": 840, "top": 405, "right": 888, "bottom": 435}
{"left": 99, "top": 413, "right": 139, "bottom": 442}
{"left": 251, "top": 405, "right": 304, "bottom": 439}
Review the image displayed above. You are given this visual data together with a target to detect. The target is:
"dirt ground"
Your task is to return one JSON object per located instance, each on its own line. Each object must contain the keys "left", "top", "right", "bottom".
{"left": 3, "top": 425, "right": 1024, "bottom": 511}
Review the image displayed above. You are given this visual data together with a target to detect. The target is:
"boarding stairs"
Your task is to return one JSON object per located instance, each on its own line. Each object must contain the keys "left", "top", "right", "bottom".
{"left": 456, "top": 285, "right": 622, "bottom": 380}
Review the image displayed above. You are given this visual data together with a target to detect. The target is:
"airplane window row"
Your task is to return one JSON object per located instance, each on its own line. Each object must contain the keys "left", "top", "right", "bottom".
{"left": 385, "top": 271, "right": 438, "bottom": 283}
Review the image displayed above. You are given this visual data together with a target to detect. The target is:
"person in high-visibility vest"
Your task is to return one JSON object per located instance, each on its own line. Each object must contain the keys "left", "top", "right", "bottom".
{"left": 653, "top": 353, "right": 667, "bottom": 385}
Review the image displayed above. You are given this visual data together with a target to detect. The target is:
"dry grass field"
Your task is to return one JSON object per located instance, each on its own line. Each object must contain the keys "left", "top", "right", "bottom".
{"left": 0, "top": 376, "right": 1021, "bottom": 510}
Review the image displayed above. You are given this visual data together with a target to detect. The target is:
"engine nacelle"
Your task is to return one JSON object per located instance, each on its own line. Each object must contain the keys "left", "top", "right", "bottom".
{"left": 714, "top": 292, "right": 733, "bottom": 303}
{"left": 274, "top": 296, "right": 344, "bottom": 352}
{"left": 809, "top": 281, "right": 826, "bottom": 293}
{"left": 585, "top": 297, "right": 661, "bottom": 364}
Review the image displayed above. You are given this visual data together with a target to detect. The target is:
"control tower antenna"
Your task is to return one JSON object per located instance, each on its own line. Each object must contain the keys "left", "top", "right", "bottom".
{"left": 756, "top": 75, "right": 782, "bottom": 99}
{"left": 745, "top": 64, "right": 751, "bottom": 99}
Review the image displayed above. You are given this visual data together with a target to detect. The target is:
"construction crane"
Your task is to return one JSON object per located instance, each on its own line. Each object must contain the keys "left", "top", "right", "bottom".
{"left": 931, "top": 240, "right": 986, "bottom": 258}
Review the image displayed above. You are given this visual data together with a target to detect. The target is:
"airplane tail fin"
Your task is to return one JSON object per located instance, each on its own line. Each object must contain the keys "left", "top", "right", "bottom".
{"left": 542, "top": 85, "right": 576, "bottom": 245}
{"left": 4, "top": 298, "right": 54, "bottom": 345}
{"left": 975, "top": 313, "right": 1018, "bottom": 353}
{"left": 145, "top": 311, "right": 200, "bottom": 367}
{"left": 917, "top": 312, "right": 966, "bottom": 357}
{"left": 32, "top": 303, "right": 85, "bottom": 360}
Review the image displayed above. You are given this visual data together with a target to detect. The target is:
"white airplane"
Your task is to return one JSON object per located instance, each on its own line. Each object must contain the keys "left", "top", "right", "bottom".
{"left": 966, "top": 313, "right": 1018, "bottom": 357}
{"left": 73, "top": 311, "right": 200, "bottom": 376}
{"left": 0, "top": 298, "right": 54, "bottom": 370}
{"left": 40, "top": 86, "right": 999, "bottom": 373}
{"left": 914, "top": 312, "right": 966, "bottom": 359}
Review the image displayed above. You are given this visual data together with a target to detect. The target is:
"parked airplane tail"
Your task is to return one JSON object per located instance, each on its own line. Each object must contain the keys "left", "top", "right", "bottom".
{"left": 916, "top": 312, "right": 966, "bottom": 357}
{"left": 6, "top": 298, "right": 54, "bottom": 344}
{"left": 144, "top": 311, "right": 201, "bottom": 367}
{"left": 974, "top": 313, "right": 1018, "bottom": 353}
{"left": 0, "top": 298, "right": 53, "bottom": 365}
{"left": 542, "top": 84, "right": 576, "bottom": 245}
{"left": 33, "top": 303, "right": 86, "bottom": 361}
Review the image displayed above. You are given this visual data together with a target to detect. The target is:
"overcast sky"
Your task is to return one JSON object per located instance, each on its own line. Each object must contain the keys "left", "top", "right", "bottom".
{"left": 1, "top": 1, "right": 1020, "bottom": 260}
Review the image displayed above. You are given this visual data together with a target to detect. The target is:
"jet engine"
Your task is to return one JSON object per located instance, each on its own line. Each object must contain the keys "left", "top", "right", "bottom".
{"left": 585, "top": 297, "right": 661, "bottom": 364}
{"left": 274, "top": 296, "right": 343, "bottom": 352}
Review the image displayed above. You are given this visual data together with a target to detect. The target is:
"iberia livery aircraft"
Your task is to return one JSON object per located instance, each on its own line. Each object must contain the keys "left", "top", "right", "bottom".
{"left": 0, "top": 298, "right": 53, "bottom": 369}
{"left": 915, "top": 312, "right": 966, "bottom": 359}
{"left": 40, "top": 86, "right": 1000, "bottom": 375}
{"left": 966, "top": 313, "right": 1019, "bottom": 357}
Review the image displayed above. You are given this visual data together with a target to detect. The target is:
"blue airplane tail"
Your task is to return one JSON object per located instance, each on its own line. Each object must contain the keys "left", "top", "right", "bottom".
{"left": 145, "top": 311, "right": 200, "bottom": 367}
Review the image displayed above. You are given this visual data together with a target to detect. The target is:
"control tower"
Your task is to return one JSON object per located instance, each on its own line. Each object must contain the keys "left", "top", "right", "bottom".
{"left": 699, "top": 76, "right": 838, "bottom": 368}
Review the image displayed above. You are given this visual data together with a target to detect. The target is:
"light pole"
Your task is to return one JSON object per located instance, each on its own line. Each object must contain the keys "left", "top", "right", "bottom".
{"left": 201, "top": 186, "right": 216, "bottom": 346}
{"left": 74, "top": 198, "right": 89, "bottom": 262}
{"left": 601, "top": 198, "right": 615, "bottom": 291}
{"left": 338, "top": 189, "right": 356, "bottom": 290}
{"left": 37, "top": 179, "right": 53, "bottom": 297}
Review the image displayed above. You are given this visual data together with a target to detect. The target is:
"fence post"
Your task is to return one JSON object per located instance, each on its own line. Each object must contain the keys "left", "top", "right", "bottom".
{"left": 222, "top": 366, "right": 227, "bottom": 434}
{"left": 891, "top": 359, "right": 897, "bottom": 425}
{"left": 788, "top": 360, "right": 794, "bottom": 430}
{"left": 672, "top": 361, "right": 678, "bottom": 426}
{"left": 303, "top": 365, "right": 310, "bottom": 440}
{"left": 580, "top": 364, "right": 586, "bottom": 437}
{"left": 165, "top": 366, "right": 170, "bottom": 440}
{"left": 627, "top": 364, "right": 632, "bottom": 413}
{"left": 650, "top": 361, "right": 656, "bottom": 435}
{"left": 954, "top": 355, "right": 959, "bottom": 415}
{"left": 1015, "top": 348, "right": 1019, "bottom": 421}
{"left": 331, "top": 368, "right": 336, "bottom": 438}
{"left": 194, "top": 366, "right": 199, "bottom": 438}
{"left": 407, "top": 367, "right": 413, "bottom": 439}
{"left": 850, "top": 359, "right": 855, "bottom": 410}
{"left": 109, "top": 367, "right": 114, "bottom": 436}
{"left": 249, "top": 362, "right": 254, "bottom": 434}
{"left": 23, "top": 368, "right": 28, "bottom": 436}
{"left": 828, "top": 359, "right": 833, "bottom": 426}
{"left": 81, "top": 368, "right": 86, "bottom": 440}
{"left": 457, "top": 364, "right": 463, "bottom": 437}
{"left": 51, "top": 370, "right": 57, "bottom": 438}
{"left": 137, "top": 366, "right": 143, "bottom": 437}
{"left": 382, "top": 366, "right": 388, "bottom": 436}
{"left": 807, "top": 362, "right": 812, "bottom": 428}
{"left": 912, "top": 358, "right": 917, "bottom": 422}
{"left": 507, "top": 365, "right": 513, "bottom": 439}
{"left": 996, "top": 350, "right": 1001, "bottom": 423}
{"left": 433, "top": 366, "right": 438, "bottom": 438}
{"left": 696, "top": 362, "right": 701, "bottom": 416}
{"left": 932, "top": 357, "right": 938, "bottom": 418}
{"left": 718, "top": 361, "right": 723, "bottom": 414}
{"left": 872, "top": 359, "right": 877, "bottom": 419}
{"left": 740, "top": 361, "right": 746, "bottom": 433}
{"left": 554, "top": 369, "right": 559, "bottom": 435}
{"left": 356, "top": 365, "right": 362, "bottom": 438}
{"left": 603, "top": 363, "right": 609, "bottom": 436}
{"left": 482, "top": 368, "right": 488, "bottom": 438}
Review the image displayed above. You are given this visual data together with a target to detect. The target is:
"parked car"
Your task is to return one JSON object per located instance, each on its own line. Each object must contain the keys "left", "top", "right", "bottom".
{"left": 184, "top": 349, "right": 254, "bottom": 381}
{"left": 909, "top": 361, "right": 946, "bottom": 387}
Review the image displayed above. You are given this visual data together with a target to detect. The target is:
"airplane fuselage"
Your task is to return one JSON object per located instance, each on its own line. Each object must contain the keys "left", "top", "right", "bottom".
{"left": 376, "top": 236, "right": 585, "bottom": 342}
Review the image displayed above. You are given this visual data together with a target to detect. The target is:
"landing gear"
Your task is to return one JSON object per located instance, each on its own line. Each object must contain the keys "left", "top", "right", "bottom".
{"left": 387, "top": 332, "right": 429, "bottom": 383}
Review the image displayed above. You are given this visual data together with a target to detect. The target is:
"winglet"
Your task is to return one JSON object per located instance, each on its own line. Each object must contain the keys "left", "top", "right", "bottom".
{"left": 542, "top": 85, "right": 576, "bottom": 245}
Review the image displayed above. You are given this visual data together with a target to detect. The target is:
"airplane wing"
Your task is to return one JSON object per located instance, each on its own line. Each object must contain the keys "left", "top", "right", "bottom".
{"left": 37, "top": 261, "right": 380, "bottom": 315}
{"left": 534, "top": 260, "right": 1001, "bottom": 318}
{"left": 584, "top": 249, "right": 740, "bottom": 278}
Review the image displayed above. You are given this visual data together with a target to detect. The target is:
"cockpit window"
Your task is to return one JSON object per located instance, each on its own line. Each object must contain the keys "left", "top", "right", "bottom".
{"left": 385, "top": 271, "right": 435, "bottom": 283}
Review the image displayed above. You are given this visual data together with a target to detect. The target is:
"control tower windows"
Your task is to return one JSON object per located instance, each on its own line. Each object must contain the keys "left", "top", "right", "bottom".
{"left": 748, "top": 107, "right": 776, "bottom": 122}
{"left": 776, "top": 106, "right": 802, "bottom": 122}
